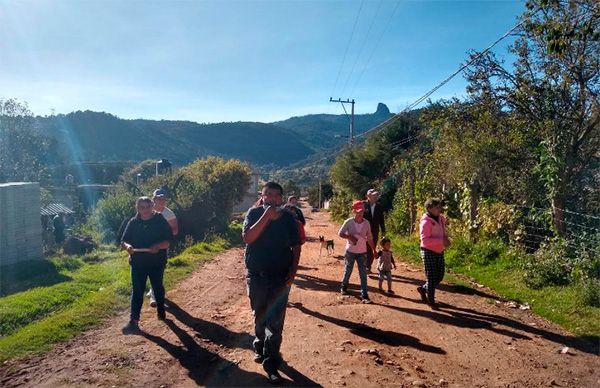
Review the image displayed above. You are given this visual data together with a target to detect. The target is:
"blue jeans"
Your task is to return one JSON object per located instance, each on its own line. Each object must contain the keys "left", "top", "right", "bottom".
{"left": 130, "top": 264, "right": 165, "bottom": 321}
{"left": 246, "top": 274, "right": 291, "bottom": 373}
{"left": 341, "top": 251, "right": 369, "bottom": 299}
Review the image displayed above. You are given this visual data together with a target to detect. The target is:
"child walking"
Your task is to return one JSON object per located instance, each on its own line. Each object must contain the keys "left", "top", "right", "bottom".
{"left": 377, "top": 237, "right": 396, "bottom": 294}
{"left": 339, "top": 200, "right": 376, "bottom": 304}
{"left": 418, "top": 198, "right": 450, "bottom": 309}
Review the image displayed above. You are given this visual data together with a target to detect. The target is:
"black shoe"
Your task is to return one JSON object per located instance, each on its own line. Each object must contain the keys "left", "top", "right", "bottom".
{"left": 122, "top": 320, "right": 140, "bottom": 334}
{"left": 157, "top": 308, "right": 166, "bottom": 320}
{"left": 254, "top": 353, "right": 264, "bottom": 363}
{"left": 417, "top": 286, "right": 428, "bottom": 303}
{"left": 340, "top": 289, "right": 349, "bottom": 296}
{"left": 266, "top": 370, "right": 283, "bottom": 385}
{"left": 428, "top": 302, "right": 439, "bottom": 310}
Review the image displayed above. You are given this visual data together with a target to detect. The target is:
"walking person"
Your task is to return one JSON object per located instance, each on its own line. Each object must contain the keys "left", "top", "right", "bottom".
{"left": 147, "top": 188, "right": 178, "bottom": 307}
{"left": 121, "top": 196, "right": 172, "bottom": 333}
{"left": 417, "top": 198, "right": 451, "bottom": 309}
{"left": 363, "top": 189, "right": 386, "bottom": 273}
{"left": 377, "top": 237, "right": 396, "bottom": 294}
{"left": 339, "top": 200, "right": 376, "bottom": 304}
{"left": 286, "top": 195, "right": 306, "bottom": 225}
{"left": 243, "top": 182, "right": 301, "bottom": 384}
{"left": 52, "top": 213, "right": 66, "bottom": 245}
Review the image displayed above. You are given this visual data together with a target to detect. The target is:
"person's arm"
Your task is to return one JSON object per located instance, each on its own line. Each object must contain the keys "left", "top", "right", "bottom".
{"left": 242, "top": 207, "right": 278, "bottom": 244}
{"left": 120, "top": 219, "right": 135, "bottom": 256}
{"left": 296, "top": 207, "right": 306, "bottom": 226}
{"left": 168, "top": 218, "right": 179, "bottom": 236}
{"left": 379, "top": 205, "right": 386, "bottom": 236}
{"left": 338, "top": 220, "right": 357, "bottom": 245}
{"left": 286, "top": 245, "right": 301, "bottom": 286}
{"left": 367, "top": 228, "right": 376, "bottom": 252}
{"left": 148, "top": 217, "right": 171, "bottom": 254}
{"left": 391, "top": 253, "right": 396, "bottom": 269}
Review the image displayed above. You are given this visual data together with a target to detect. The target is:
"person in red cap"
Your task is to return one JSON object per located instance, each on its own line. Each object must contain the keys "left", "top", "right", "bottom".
{"left": 338, "top": 200, "right": 376, "bottom": 303}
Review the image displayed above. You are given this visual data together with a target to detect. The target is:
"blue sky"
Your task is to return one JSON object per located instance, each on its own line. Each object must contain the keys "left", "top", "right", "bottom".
{"left": 0, "top": 0, "right": 524, "bottom": 123}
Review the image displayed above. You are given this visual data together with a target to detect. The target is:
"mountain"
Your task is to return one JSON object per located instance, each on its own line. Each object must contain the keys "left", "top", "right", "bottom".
{"left": 36, "top": 112, "right": 312, "bottom": 166}
{"left": 35, "top": 103, "right": 392, "bottom": 167}
{"left": 273, "top": 103, "right": 392, "bottom": 150}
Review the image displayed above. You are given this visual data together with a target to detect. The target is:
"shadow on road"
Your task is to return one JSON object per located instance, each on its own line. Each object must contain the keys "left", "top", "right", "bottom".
{"left": 290, "top": 302, "right": 446, "bottom": 354}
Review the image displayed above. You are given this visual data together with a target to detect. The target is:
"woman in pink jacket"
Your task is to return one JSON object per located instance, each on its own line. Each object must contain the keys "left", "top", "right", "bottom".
{"left": 417, "top": 198, "right": 451, "bottom": 308}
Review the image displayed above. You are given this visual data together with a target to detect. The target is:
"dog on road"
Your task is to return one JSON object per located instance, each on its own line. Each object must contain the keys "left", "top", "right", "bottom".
{"left": 319, "top": 235, "right": 334, "bottom": 256}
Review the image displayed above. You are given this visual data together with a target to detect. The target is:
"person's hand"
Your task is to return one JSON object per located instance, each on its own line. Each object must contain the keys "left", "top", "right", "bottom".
{"left": 285, "top": 272, "right": 296, "bottom": 286}
{"left": 264, "top": 206, "right": 279, "bottom": 221}
{"left": 148, "top": 245, "right": 160, "bottom": 254}
{"left": 348, "top": 236, "right": 358, "bottom": 245}
{"left": 124, "top": 243, "right": 135, "bottom": 255}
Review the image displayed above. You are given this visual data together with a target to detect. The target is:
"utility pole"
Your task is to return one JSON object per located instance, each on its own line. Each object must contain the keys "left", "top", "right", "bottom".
{"left": 330, "top": 97, "right": 355, "bottom": 146}
{"left": 318, "top": 177, "right": 322, "bottom": 209}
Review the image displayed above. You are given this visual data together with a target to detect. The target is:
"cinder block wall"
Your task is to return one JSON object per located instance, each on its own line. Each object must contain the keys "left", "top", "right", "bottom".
{"left": 0, "top": 182, "right": 43, "bottom": 265}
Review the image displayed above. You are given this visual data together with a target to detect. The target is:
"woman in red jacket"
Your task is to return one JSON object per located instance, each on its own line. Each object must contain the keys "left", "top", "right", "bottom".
{"left": 417, "top": 198, "right": 451, "bottom": 308}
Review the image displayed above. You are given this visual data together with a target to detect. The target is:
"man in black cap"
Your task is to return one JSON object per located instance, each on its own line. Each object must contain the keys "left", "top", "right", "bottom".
{"left": 243, "top": 182, "right": 301, "bottom": 384}
{"left": 147, "top": 188, "right": 178, "bottom": 307}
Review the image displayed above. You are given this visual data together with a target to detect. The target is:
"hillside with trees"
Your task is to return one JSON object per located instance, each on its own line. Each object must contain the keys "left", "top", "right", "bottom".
{"left": 326, "top": 0, "right": 599, "bottom": 333}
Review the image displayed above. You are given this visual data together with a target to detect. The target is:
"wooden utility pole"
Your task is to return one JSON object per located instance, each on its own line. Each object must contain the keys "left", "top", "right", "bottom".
{"left": 330, "top": 98, "right": 355, "bottom": 146}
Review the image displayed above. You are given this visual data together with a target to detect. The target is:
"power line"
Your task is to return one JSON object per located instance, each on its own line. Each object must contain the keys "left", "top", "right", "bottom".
{"left": 350, "top": 0, "right": 401, "bottom": 96}
{"left": 340, "top": 0, "right": 384, "bottom": 96}
{"left": 330, "top": 0, "right": 365, "bottom": 98}
{"left": 287, "top": 12, "right": 533, "bottom": 173}
{"left": 355, "top": 14, "right": 530, "bottom": 141}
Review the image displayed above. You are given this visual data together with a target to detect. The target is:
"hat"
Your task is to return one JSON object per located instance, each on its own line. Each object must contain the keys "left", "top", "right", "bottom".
{"left": 351, "top": 200, "right": 365, "bottom": 212}
{"left": 367, "top": 189, "right": 379, "bottom": 197}
{"left": 152, "top": 188, "right": 168, "bottom": 198}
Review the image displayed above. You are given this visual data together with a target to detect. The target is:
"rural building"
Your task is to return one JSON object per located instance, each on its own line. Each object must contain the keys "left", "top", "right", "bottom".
{"left": 0, "top": 182, "right": 43, "bottom": 265}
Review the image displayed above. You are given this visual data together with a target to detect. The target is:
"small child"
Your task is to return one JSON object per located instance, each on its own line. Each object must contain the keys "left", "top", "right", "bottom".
{"left": 377, "top": 237, "right": 396, "bottom": 294}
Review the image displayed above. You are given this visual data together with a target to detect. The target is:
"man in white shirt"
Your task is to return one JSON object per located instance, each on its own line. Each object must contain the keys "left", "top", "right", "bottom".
{"left": 147, "top": 188, "right": 178, "bottom": 307}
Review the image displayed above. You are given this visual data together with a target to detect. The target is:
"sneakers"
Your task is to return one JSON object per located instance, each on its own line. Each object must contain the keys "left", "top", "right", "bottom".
{"left": 266, "top": 370, "right": 283, "bottom": 385}
{"left": 147, "top": 289, "right": 157, "bottom": 308}
{"left": 254, "top": 353, "right": 264, "bottom": 363}
{"left": 157, "top": 308, "right": 166, "bottom": 321}
{"left": 416, "top": 286, "right": 428, "bottom": 303}
{"left": 122, "top": 320, "right": 140, "bottom": 334}
{"left": 387, "top": 289, "right": 395, "bottom": 294}
{"left": 361, "top": 298, "right": 373, "bottom": 304}
{"left": 340, "top": 289, "right": 349, "bottom": 296}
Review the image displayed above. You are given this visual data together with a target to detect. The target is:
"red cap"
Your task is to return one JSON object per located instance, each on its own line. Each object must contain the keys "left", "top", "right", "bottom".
{"left": 351, "top": 200, "right": 364, "bottom": 212}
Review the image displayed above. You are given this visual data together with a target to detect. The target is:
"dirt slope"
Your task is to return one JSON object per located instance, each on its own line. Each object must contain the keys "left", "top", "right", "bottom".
{"left": 1, "top": 206, "right": 598, "bottom": 387}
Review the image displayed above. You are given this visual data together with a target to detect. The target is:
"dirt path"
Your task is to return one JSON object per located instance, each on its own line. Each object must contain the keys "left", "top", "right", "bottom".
{"left": 1, "top": 205, "right": 598, "bottom": 387}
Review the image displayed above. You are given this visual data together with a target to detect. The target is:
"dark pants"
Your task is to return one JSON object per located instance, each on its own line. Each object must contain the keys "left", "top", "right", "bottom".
{"left": 420, "top": 248, "right": 445, "bottom": 302}
{"left": 246, "top": 274, "right": 290, "bottom": 373}
{"left": 366, "top": 229, "right": 380, "bottom": 270}
{"left": 130, "top": 264, "right": 165, "bottom": 321}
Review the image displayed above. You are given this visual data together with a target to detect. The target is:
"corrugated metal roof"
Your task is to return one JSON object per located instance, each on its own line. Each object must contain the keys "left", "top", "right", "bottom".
{"left": 41, "top": 203, "right": 75, "bottom": 216}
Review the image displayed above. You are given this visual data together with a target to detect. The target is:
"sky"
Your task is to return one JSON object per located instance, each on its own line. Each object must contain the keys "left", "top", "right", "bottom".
{"left": 0, "top": 0, "right": 525, "bottom": 123}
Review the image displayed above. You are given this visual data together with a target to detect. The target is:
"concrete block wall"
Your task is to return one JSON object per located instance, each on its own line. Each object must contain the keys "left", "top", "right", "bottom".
{"left": 0, "top": 182, "right": 43, "bottom": 266}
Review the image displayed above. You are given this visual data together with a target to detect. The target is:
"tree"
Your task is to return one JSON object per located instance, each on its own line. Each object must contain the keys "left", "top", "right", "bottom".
{"left": 0, "top": 99, "right": 51, "bottom": 183}
{"left": 466, "top": 0, "right": 600, "bottom": 234}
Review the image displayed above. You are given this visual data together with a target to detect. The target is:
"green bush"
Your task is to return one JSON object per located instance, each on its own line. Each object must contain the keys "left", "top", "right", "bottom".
{"left": 445, "top": 237, "right": 506, "bottom": 268}
{"left": 524, "top": 239, "right": 571, "bottom": 289}
{"left": 579, "top": 279, "right": 600, "bottom": 307}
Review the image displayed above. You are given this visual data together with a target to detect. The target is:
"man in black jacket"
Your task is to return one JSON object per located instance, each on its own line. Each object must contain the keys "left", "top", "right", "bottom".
{"left": 363, "top": 189, "right": 386, "bottom": 272}
{"left": 121, "top": 196, "right": 172, "bottom": 333}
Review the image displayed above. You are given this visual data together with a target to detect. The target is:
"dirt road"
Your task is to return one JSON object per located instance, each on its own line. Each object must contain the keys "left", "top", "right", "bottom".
{"left": 1, "top": 206, "right": 598, "bottom": 387}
